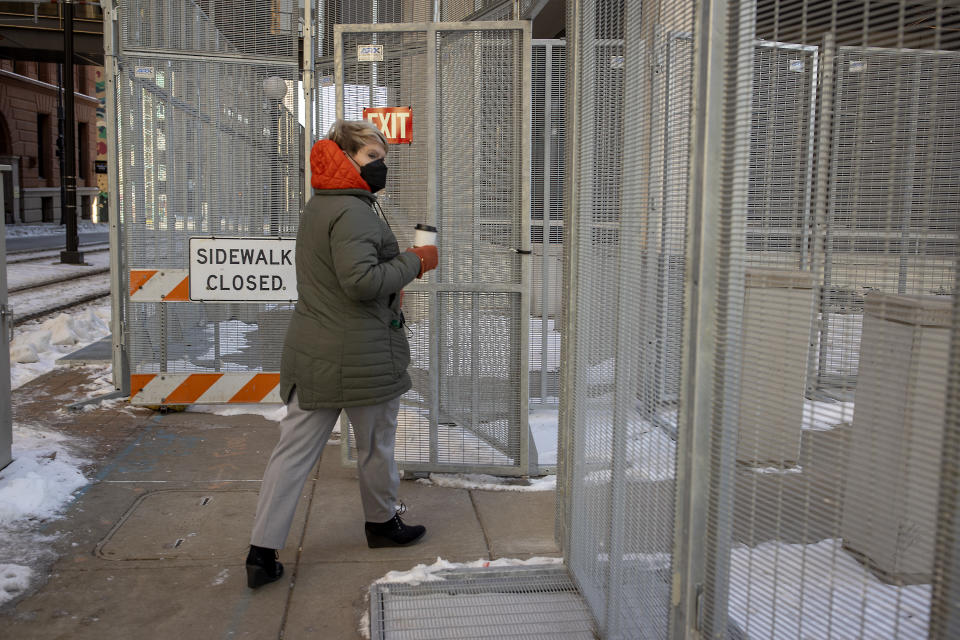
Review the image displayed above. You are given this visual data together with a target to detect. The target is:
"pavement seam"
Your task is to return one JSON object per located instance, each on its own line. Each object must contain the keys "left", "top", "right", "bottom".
{"left": 468, "top": 490, "right": 494, "bottom": 560}
{"left": 277, "top": 460, "right": 323, "bottom": 639}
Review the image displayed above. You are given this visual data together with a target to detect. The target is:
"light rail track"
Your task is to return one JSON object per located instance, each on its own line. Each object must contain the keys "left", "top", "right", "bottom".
{"left": 6, "top": 244, "right": 111, "bottom": 265}
{"left": 8, "top": 271, "right": 111, "bottom": 326}
{"left": 8, "top": 266, "right": 111, "bottom": 294}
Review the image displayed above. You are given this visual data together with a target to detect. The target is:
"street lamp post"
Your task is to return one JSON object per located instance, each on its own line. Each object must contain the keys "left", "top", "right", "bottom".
{"left": 60, "top": 0, "right": 83, "bottom": 264}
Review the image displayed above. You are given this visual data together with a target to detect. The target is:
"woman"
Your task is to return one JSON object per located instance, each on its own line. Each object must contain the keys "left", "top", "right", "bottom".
{"left": 246, "top": 119, "right": 439, "bottom": 589}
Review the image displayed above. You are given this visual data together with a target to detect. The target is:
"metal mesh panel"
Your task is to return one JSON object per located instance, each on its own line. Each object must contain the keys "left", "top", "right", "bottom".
{"left": 561, "top": 0, "right": 691, "bottom": 636}
{"left": 440, "top": 0, "right": 514, "bottom": 22}
{"left": 436, "top": 29, "right": 524, "bottom": 287}
{"left": 336, "top": 23, "right": 531, "bottom": 475}
{"left": 530, "top": 40, "right": 565, "bottom": 408}
{"left": 370, "top": 566, "right": 596, "bottom": 639}
{"left": 317, "top": 0, "right": 434, "bottom": 60}
{"left": 126, "top": 302, "right": 293, "bottom": 374}
{"left": 116, "top": 4, "right": 300, "bottom": 383}
{"left": 120, "top": 0, "right": 298, "bottom": 59}
{"left": 747, "top": 42, "right": 818, "bottom": 269}
{"left": 694, "top": 2, "right": 960, "bottom": 639}
{"left": 119, "top": 57, "right": 301, "bottom": 268}
{"left": 338, "top": 29, "right": 430, "bottom": 236}
{"left": 817, "top": 46, "right": 960, "bottom": 398}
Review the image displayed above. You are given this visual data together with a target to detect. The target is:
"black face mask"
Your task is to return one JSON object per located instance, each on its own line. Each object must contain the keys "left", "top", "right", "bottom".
{"left": 360, "top": 159, "right": 388, "bottom": 193}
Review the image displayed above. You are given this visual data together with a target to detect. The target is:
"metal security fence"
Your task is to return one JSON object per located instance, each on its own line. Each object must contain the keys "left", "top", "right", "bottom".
{"left": 816, "top": 45, "right": 960, "bottom": 399}
{"left": 119, "top": 0, "right": 298, "bottom": 58}
{"left": 560, "top": 0, "right": 691, "bottom": 635}
{"left": 108, "top": 0, "right": 301, "bottom": 402}
{"left": 333, "top": 22, "right": 534, "bottom": 475}
{"left": 558, "top": 1, "right": 960, "bottom": 639}
{"left": 530, "top": 39, "right": 565, "bottom": 407}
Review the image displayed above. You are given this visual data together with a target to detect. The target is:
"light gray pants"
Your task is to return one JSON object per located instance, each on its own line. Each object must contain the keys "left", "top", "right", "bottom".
{"left": 250, "top": 390, "right": 401, "bottom": 550}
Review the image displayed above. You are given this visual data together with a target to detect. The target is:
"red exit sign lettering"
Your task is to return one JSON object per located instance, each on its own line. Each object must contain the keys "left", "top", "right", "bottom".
{"left": 363, "top": 107, "right": 413, "bottom": 145}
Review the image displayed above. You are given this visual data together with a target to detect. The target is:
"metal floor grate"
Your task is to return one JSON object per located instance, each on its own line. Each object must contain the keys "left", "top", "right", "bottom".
{"left": 369, "top": 565, "right": 597, "bottom": 639}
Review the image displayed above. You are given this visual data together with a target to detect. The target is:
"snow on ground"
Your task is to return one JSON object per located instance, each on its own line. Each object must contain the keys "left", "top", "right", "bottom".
{"left": 529, "top": 317, "right": 561, "bottom": 372}
{"left": 529, "top": 409, "right": 558, "bottom": 465}
{"left": 730, "top": 539, "right": 930, "bottom": 639}
{"left": 374, "top": 555, "right": 564, "bottom": 587}
{"left": 198, "top": 319, "right": 259, "bottom": 361}
{"left": 187, "top": 403, "right": 287, "bottom": 422}
{"left": 417, "top": 473, "right": 556, "bottom": 492}
{"left": 4, "top": 221, "right": 106, "bottom": 238}
{"left": 7, "top": 272, "right": 110, "bottom": 319}
{"left": 0, "top": 423, "right": 90, "bottom": 606}
{"left": 9, "top": 302, "right": 112, "bottom": 390}
{"left": 6, "top": 250, "right": 110, "bottom": 292}
{"left": 803, "top": 399, "right": 854, "bottom": 431}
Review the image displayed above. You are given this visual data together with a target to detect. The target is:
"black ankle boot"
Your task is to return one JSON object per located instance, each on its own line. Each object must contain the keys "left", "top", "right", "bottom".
{"left": 246, "top": 545, "right": 284, "bottom": 589}
{"left": 364, "top": 506, "right": 426, "bottom": 548}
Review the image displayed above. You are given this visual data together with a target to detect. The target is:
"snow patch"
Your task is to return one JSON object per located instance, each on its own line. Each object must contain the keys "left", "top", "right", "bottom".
{"left": 0, "top": 564, "right": 33, "bottom": 605}
{"left": 187, "top": 404, "right": 287, "bottom": 422}
{"left": 0, "top": 426, "right": 89, "bottom": 525}
{"left": 730, "top": 539, "right": 930, "bottom": 639}
{"left": 418, "top": 473, "right": 556, "bottom": 492}
{"left": 803, "top": 400, "right": 855, "bottom": 431}
{"left": 0, "top": 424, "right": 90, "bottom": 605}
{"left": 9, "top": 303, "right": 111, "bottom": 390}
{"left": 374, "top": 556, "right": 564, "bottom": 587}
{"left": 586, "top": 358, "right": 615, "bottom": 385}
{"left": 5, "top": 220, "right": 106, "bottom": 238}
{"left": 529, "top": 409, "right": 559, "bottom": 465}
{"left": 750, "top": 465, "right": 804, "bottom": 475}
{"left": 212, "top": 569, "right": 230, "bottom": 586}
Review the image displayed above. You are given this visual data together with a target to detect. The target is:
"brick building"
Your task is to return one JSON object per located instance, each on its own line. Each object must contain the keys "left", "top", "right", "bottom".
{"left": 0, "top": 59, "right": 100, "bottom": 224}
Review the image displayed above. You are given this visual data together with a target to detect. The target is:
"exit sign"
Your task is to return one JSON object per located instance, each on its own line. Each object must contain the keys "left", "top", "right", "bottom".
{"left": 363, "top": 107, "right": 413, "bottom": 145}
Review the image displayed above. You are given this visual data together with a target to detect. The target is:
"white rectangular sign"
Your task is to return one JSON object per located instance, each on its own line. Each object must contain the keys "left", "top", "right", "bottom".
{"left": 135, "top": 66, "right": 155, "bottom": 79}
{"left": 358, "top": 44, "right": 384, "bottom": 62}
{"left": 189, "top": 237, "right": 297, "bottom": 302}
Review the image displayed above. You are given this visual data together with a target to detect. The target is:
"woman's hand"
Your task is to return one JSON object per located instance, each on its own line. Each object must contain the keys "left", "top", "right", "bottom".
{"left": 406, "top": 245, "right": 439, "bottom": 278}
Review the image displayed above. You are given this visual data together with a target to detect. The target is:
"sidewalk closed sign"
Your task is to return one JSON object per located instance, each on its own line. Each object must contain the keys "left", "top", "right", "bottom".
{"left": 363, "top": 107, "right": 412, "bottom": 144}
{"left": 189, "top": 238, "right": 297, "bottom": 302}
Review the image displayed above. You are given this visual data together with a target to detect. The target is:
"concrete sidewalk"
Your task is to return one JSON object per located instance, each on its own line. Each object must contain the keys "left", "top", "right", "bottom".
{"left": 0, "top": 366, "right": 560, "bottom": 639}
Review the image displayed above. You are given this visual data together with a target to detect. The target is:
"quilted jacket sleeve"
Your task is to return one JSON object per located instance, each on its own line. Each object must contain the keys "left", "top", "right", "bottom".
{"left": 329, "top": 202, "right": 421, "bottom": 301}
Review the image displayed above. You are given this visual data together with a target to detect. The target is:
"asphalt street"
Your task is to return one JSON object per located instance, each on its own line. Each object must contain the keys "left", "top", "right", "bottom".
{"left": 5, "top": 231, "right": 110, "bottom": 253}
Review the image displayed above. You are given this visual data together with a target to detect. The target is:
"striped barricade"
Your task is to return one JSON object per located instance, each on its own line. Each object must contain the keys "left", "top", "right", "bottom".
{"left": 129, "top": 372, "right": 283, "bottom": 405}
{"left": 129, "top": 269, "right": 190, "bottom": 302}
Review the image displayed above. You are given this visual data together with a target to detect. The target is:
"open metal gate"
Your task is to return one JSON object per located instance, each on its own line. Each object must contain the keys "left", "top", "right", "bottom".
{"left": 333, "top": 21, "right": 534, "bottom": 475}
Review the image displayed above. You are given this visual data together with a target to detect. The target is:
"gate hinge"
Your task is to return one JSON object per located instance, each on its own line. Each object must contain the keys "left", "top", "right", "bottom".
{"left": 695, "top": 583, "right": 704, "bottom": 632}
{"left": 1, "top": 304, "right": 13, "bottom": 343}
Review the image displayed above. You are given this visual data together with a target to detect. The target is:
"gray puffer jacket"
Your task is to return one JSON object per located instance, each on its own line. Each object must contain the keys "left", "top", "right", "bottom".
{"left": 279, "top": 188, "right": 421, "bottom": 409}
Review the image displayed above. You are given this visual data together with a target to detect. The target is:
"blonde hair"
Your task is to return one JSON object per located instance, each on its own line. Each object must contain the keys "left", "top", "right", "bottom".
{"left": 326, "top": 119, "right": 388, "bottom": 156}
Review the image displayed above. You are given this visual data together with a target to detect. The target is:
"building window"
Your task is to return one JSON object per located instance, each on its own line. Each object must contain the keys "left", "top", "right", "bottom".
{"left": 37, "top": 113, "right": 50, "bottom": 179}
{"left": 78, "top": 121, "right": 89, "bottom": 181}
{"left": 38, "top": 63, "right": 56, "bottom": 85}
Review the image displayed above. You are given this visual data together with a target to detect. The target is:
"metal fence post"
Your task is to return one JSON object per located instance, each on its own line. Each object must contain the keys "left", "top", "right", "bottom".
{"left": 519, "top": 21, "right": 534, "bottom": 476}
{"left": 670, "top": 0, "right": 746, "bottom": 634}
{"left": 304, "top": 0, "right": 314, "bottom": 203}
{"left": 556, "top": 0, "right": 582, "bottom": 557}
{"left": 0, "top": 164, "right": 13, "bottom": 470}
{"left": 103, "top": 0, "right": 129, "bottom": 396}
{"left": 931, "top": 262, "right": 960, "bottom": 638}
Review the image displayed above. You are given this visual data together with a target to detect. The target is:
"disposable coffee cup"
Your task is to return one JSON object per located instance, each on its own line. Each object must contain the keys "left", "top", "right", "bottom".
{"left": 414, "top": 223, "right": 438, "bottom": 247}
